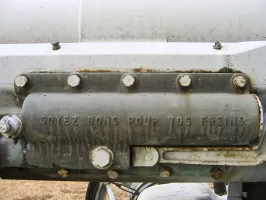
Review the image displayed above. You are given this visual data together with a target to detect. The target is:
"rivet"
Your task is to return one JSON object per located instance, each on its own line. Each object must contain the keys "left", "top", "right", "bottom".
{"left": 107, "top": 170, "right": 119, "bottom": 180}
{"left": 90, "top": 146, "right": 114, "bottom": 169}
{"left": 15, "top": 75, "right": 28, "bottom": 88}
{"left": 68, "top": 74, "right": 81, "bottom": 88}
{"left": 210, "top": 167, "right": 224, "bottom": 180}
{"left": 51, "top": 41, "right": 61, "bottom": 50}
{"left": 122, "top": 74, "right": 136, "bottom": 87}
{"left": 159, "top": 168, "right": 171, "bottom": 178}
{"left": 233, "top": 75, "right": 246, "bottom": 88}
{"left": 178, "top": 74, "right": 192, "bottom": 87}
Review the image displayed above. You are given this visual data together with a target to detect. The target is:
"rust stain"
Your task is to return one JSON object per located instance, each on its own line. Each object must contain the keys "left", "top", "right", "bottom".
{"left": 132, "top": 68, "right": 159, "bottom": 72}
{"left": 30, "top": 67, "right": 245, "bottom": 74}
{"left": 210, "top": 167, "right": 224, "bottom": 180}
{"left": 75, "top": 69, "right": 112, "bottom": 72}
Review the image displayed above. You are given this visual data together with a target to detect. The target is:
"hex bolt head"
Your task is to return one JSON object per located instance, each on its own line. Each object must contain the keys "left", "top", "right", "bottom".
{"left": 0, "top": 121, "right": 10, "bottom": 133}
{"left": 90, "top": 146, "right": 114, "bottom": 169}
{"left": 233, "top": 75, "right": 247, "bottom": 88}
{"left": 178, "top": 74, "right": 192, "bottom": 87}
{"left": 122, "top": 74, "right": 136, "bottom": 87}
{"left": 68, "top": 74, "right": 81, "bottom": 88}
{"left": 58, "top": 169, "right": 69, "bottom": 178}
{"left": 107, "top": 170, "right": 119, "bottom": 180}
{"left": 159, "top": 168, "right": 171, "bottom": 178}
{"left": 0, "top": 115, "right": 22, "bottom": 138}
{"left": 210, "top": 167, "right": 224, "bottom": 180}
{"left": 51, "top": 41, "right": 61, "bottom": 50}
{"left": 15, "top": 75, "right": 28, "bottom": 88}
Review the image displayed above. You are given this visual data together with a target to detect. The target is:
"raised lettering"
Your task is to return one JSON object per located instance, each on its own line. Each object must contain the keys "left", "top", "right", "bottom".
{"left": 41, "top": 115, "right": 46, "bottom": 124}
{"left": 153, "top": 117, "right": 159, "bottom": 126}
{"left": 64, "top": 116, "right": 69, "bottom": 125}
{"left": 72, "top": 116, "right": 78, "bottom": 125}
{"left": 112, "top": 116, "right": 118, "bottom": 125}
{"left": 209, "top": 117, "right": 215, "bottom": 126}
{"left": 136, "top": 117, "right": 142, "bottom": 126}
{"left": 186, "top": 116, "right": 191, "bottom": 125}
{"left": 239, "top": 117, "right": 245, "bottom": 125}
{"left": 128, "top": 117, "right": 133, "bottom": 125}
{"left": 103, "top": 116, "right": 110, "bottom": 126}
{"left": 217, "top": 116, "right": 223, "bottom": 126}
{"left": 169, "top": 117, "right": 174, "bottom": 126}
{"left": 144, "top": 117, "right": 150, "bottom": 125}
{"left": 177, "top": 117, "right": 182, "bottom": 126}
{"left": 96, "top": 117, "right": 102, "bottom": 125}
{"left": 48, "top": 116, "right": 53, "bottom": 124}
{"left": 88, "top": 117, "right": 94, "bottom": 125}
{"left": 201, "top": 117, "right": 207, "bottom": 126}
{"left": 57, "top": 116, "right": 62, "bottom": 125}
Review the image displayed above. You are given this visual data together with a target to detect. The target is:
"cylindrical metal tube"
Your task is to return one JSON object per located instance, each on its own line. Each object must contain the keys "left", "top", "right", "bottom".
{"left": 21, "top": 93, "right": 261, "bottom": 146}
{"left": 1, "top": 0, "right": 266, "bottom": 43}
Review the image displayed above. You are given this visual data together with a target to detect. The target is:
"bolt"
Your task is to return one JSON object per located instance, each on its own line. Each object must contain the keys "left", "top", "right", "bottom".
{"left": 122, "top": 74, "right": 136, "bottom": 87}
{"left": 51, "top": 41, "right": 61, "bottom": 50}
{"left": 178, "top": 74, "right": 192, "bottom": 87}
{"left": 68, "top": 74, "right": 81, "bottom": 88}
{"left": 107, "top": 170, "right": 119, "bottom": 180}
{"left": 90, "top": 146, "right": 114, "bottom": 169}
{"left": 243, "top": 192, "right": 248, "bottom": 198}
{"left": 159, "top": 168, "right": 171, "bottom": 178}
{"left": 213, "top": 41, "right": 223, "bottom": 50}
{"left": 210, "top": 167, "right": 224, "bottom": 180}
{"left": 15, "top": 75, "right": 28, "bottom": 88}
{"left": 0, "top": 115, "right": 22, "bottom": 138}
{"left": 58, "top": 169, "right": 68, "bottom": 178}
{"left": 233, "top": 75, "right": 247, "bottom": 88}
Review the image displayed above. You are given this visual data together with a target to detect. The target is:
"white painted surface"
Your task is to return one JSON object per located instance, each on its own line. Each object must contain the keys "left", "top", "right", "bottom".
{"left": 0, "top": 42, "right": 266, "bottom": 87}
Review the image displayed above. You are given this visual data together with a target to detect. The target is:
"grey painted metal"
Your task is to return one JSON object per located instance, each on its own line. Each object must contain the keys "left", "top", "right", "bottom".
{"left": 1, "top": 0, "right": 266, "bottom": 43}
{"left": 21, "top": 93, "right": 260, "bottom": 146}
{"left": 17, "top": 92, "right": 261, "bottom": 169}
{"left": 227, "top": 183, "right": 243, "bottom": 200}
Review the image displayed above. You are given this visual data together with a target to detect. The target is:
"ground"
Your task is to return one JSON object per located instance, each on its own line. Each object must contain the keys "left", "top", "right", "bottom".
{"left": 0, "top": 180, "right": 128, "bottom": 200}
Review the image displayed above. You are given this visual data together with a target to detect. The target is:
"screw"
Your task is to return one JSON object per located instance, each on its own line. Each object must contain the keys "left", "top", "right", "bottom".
{"left": 107, "top": 170, "right": 119, "bottom": 180}
{"left": 15, "top": 75, "right": 28, "bottom": 88}
{"left": 58, "top": 169, "right": 68, "bottom": 178}
{"left": 178, "top": 74, "right": 192, "bottom": 87}
{"left": 51, "top": 41, "right": 61, "bottom": 50}
{"left": 159, "top": 168, "right": 171, "bottom": 178}
{"left": 213, "top": 41, "right": 223, "bottom": 50}
{"left": 90, "top": 146, "right": 114, "bottom": 169}
{"left": 122, "top": 74, "right": 136, "bottom": 87}
{"left": 233, "top": 75, "right": 247, "bottom": 88}
{"left": 68, "top": 74, "right": 81, "bottom": 88}
{"left": 210, "top": 167, "right": 224, "bottom": 180}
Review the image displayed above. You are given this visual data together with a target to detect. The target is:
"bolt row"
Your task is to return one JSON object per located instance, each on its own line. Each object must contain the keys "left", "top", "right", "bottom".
{"left": 14, "top": 74, "right": 247, "bottom": 89}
